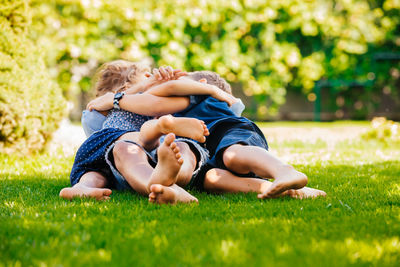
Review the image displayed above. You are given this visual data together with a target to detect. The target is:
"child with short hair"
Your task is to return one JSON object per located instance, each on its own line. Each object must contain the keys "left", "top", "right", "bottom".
{"left": 168, "top": 70, "right": 325, "bottom": 199}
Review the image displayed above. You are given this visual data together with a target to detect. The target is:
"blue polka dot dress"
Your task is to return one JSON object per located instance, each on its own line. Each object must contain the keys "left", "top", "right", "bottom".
{"left": 102, "top": 109, "right": 152, "bottom": 132}
{"left": 70, "top": 109, "right": 153, "bottom": 186}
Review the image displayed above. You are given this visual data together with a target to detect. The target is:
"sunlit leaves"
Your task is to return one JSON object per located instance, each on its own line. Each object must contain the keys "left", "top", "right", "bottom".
{"left": 29, "top": 0, "right": 399, "bottom": 117}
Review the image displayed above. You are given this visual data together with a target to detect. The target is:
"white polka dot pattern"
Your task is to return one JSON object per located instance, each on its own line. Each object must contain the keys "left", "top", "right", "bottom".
{"left": 102, "top": 109, "right": 152, "bottom": 131}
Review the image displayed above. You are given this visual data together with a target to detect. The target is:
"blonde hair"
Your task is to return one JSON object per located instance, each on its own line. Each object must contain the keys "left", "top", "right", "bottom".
{"left": 93, "top": 60, "right": 150, "bottom": 97}
{"left": 187, "top": 70, "right": 232, "bottom": 94}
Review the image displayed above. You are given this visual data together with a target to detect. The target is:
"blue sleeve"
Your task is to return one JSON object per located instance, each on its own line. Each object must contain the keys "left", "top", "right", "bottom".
{"left": 229, "top": 98, "right": 245, "bottom": 116}
{"left": 81, "top": 110, "right": 107, "bottom": 137}
{"left": 174, "top": 95, "right": 208, "bottom": 116}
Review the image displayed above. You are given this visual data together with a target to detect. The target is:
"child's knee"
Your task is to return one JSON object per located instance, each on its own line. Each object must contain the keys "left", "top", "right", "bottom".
{"left": 204, "top": 168, "right": 230, "bottom": 190}
{"left": 113, "top": 141, "right": 142, "bottom": 165}
{"left": 222, "top": 145, "right": 250, "bottom": 173}
{"left": 205, "top": 169, "right": 222, "bottom": 183}
{"left": 204, "top": 169, "right": 220, "bottom": 189}
{"left": 113, "top": 141, "right": 128, "bottom": 159}
{"left": 158, "top": 114, "right": 174, "bottom": 129}
{"left": 222, "top": 148, "right": 239, "bottom": 169}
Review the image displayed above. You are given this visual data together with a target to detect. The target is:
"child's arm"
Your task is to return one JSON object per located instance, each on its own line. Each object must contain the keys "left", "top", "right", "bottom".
{"left": 145, "top": 79, "right": 237, "bottom": 106}
{"left": 86, "top": 92, "right": 190, "bottom": 117}
{"left": 123, "top": 74, "right": 159, "bottom": 95}
{"left": 124, "top": 67, "right": 187, "bottom": 95}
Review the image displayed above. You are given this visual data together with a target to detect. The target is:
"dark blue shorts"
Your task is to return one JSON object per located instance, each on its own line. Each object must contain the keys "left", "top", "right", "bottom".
{"left": 207, "top": 121, "right": 268, "bottom": 167}
{"left": 190, "top": 121, "right": 269, "bottom": 190}
{"left": 105, "top": 138, "right": 209, "bottom": 191}
{"left": 105, "top": 140, "right": 157, "bottom": 191}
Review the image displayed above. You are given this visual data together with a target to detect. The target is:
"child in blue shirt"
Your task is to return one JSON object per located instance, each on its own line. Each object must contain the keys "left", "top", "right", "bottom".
{"left": 170, "top": 71, "right": 326, "bottom": 199}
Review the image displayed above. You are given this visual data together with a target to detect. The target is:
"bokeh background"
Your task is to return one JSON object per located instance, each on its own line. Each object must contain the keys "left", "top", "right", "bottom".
{"left": 0, "top": 0, "right": 399, "bottom": 153}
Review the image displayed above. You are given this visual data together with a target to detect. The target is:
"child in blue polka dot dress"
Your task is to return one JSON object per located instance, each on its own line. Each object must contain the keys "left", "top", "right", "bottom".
{"left": 60, "top": 61, "right": 235, "bottom": 202}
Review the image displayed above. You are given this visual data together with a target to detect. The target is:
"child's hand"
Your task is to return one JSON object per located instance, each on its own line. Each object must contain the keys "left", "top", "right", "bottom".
{"left": 141, "top": 66, "right": 187, "bottom": 92}
{"left": 86, "top": 92, "right": 114, "bottom": 111}
{"left": 150, "top": 66, "right": 187, "bottom": 81}
{"left": 135, "top": 68, "right": 172, "bottom": 92}
{"left": 172, "top": 69, "right": 187, "bottom": 80}
{"left": 211, "top": 87, "right": 237, "bottom": 106}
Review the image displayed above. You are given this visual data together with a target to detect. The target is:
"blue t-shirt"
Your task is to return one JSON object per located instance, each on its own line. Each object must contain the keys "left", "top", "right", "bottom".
{"left": 174, "top": 96, "right": 251, "bottom": 132}
{"left": 81, "top": 110, "right": 106, "bottom": 137}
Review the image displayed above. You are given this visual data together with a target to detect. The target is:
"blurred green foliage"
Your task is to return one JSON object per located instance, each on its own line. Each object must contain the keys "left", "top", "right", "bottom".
{"left": 30, "top": 0, "right": 399, "bottom": 118}
{"left": 362, "top": 117, "right": 400, "bottom": 142}
{"left": 0, "top": 0, "right": 66, "bottom": 154}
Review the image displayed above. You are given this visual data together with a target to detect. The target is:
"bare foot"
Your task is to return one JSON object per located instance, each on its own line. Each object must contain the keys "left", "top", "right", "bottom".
{"left": 158, "top": 115, "right": 209, "bottom": 143}
{"left": 59, "top": 184, "right": 112, "bottom": 201}
{"left": 148, "top": 133, "right": 183, "bottom": 190}
{"left": 148, "top": 184, "right": 198, "bottom": 204}
{"left": 257, "top": 166, "right": 308, "bottom": 199}
{"left": 284, "top": 187, "right": 327, "bottom": 199}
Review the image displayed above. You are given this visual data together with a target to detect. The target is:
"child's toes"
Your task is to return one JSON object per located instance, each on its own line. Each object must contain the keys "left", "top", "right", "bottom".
{"left": 170, "top": 142, "right": 177, "bottom": 150}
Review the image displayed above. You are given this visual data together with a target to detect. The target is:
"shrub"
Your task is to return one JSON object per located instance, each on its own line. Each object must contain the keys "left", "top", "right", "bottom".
{"left": 0, "top": 0, "right": 66, "bottom": 154}
{"left": 362, "top": 117, "right": 400, "bottom": 142}
{"left": 30, "top": 0, "right": 399, "bottom": 118}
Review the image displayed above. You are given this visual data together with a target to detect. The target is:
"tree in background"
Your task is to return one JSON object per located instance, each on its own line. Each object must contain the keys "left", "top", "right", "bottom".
{"left": 0, "top": 0, "right": 66, "bottom": 154}
{"left": 30, "top": 0, "right": 399, "bottom": 119}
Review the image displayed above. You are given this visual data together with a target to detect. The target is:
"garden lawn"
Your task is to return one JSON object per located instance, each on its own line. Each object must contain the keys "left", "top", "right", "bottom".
{"left": 1, "top": 122, "right": 399, "bottom": 267}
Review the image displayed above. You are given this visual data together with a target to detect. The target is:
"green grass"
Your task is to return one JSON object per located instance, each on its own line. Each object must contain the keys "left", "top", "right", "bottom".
{"left": 256, "top": 120, "right": 371, "bottom": 128}
{"left": 1, "top": 123, "right": 400, "bottom": 266}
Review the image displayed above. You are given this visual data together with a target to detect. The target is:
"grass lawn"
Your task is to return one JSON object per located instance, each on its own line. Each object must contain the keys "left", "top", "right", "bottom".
{"left": 1, "top": 122, "right": 399, "bottom": 266}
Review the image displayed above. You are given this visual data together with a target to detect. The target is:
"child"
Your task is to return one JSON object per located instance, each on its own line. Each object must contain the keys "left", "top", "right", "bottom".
{"left": 88, "top": 69, "right": 325, "bottom": 203}
{"left": 60, "top": 61, "right": 234, "bottom": 202}
{"left": 167, "top": 71, "right": 324, "bottom": 199}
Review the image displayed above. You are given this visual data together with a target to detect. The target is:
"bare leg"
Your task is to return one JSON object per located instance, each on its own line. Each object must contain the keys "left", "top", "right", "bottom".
{"left": 59, "top": 172, "right": 112, "bottom": 201}
{"left": 113, "top": 140, "right": 155, "bottom": 195}
{"left": 139, "top": 115, "right": 209, "bottom": 150}
{"left": 222, "top": 145, "right": 308, "bottom": 198}
{"left": 137, "top": 119, "right": 161, "bottom": 150}
{"left": 113, "top": 134, "right": 198, "bottom": 204}
{"left": 148, "top": 184, "right": 198, "bottom": 204}
{"left": 147, "top": 133, "right": 183, "bottom": 190}
{"left": 174, "top": 142, "right": 197, "bottom": 187}
{"left": 204, "top": 168, "right": 326, "bottom": 199}
{"left": 118, "top": 135, "right": 197, "bottom": 188}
